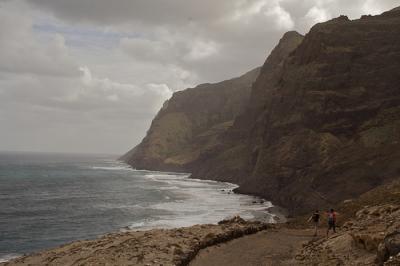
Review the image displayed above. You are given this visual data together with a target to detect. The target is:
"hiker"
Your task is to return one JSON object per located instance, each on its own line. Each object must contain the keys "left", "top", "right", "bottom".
{"left": 326, "top": 208, "right": 337, "bottom": 238}
{"left": 307, "top": 210, "right": 320, "bottom": 236}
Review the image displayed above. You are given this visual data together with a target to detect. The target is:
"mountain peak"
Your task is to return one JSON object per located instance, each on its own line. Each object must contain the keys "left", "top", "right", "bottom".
{"left": 281, "top": 30, "right": 303, "bottom": 39}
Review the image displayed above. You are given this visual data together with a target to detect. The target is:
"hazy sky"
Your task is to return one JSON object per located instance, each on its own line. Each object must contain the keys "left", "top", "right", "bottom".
{"left": 0, "top": 0, "right": 398, "bottom": 154}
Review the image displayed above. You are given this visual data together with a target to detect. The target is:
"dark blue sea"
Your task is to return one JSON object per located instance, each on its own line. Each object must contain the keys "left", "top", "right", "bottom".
{"left": 0, "top": 151, "right": 273, "bottom": 262}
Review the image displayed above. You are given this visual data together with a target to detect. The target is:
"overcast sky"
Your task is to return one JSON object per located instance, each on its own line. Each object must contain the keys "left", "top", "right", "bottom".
{"left": 0, "top": 0, "right": 398, "bottom": 155}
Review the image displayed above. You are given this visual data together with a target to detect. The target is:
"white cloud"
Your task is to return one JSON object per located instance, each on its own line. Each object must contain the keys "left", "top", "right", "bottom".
{"left": 184, "top": 40, "right": 219, "bottom": 61}
{"left": 1, "top": 0, "right": 400, "bottom": 153}
{"left": 265, "top": 5, "right": 295, "bottom": 30}
{"left": 362, "top": 0, "right": 387, "bottom": 15}
{"left": 0, "top": 2, "right": 79, "bottom": 77}
{"left": 119, "top": 38, "right": 174, "bottom": 63}
{"left": 305, "top": 6, "right": 331, "bottom": 24}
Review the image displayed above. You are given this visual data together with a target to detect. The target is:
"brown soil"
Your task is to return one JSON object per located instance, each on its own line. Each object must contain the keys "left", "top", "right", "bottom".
{"left": 189, "top": 227, "right": 314, "bottom": 266}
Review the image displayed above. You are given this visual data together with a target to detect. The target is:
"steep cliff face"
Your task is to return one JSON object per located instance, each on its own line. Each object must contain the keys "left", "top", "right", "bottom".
{"left": 122, "top": 67, "right": 260, "bottom": 171}
{"left": 234, "top": 9, "right": 400, "bottom": 214}
{"left": 186, "top": 31, "right": 304, "bottom": 183}
{"left": 123, "top": 7, "right": 400, "bottom": 215}
{"left": 122, "top": 30, "right": 304, "bottom": 176}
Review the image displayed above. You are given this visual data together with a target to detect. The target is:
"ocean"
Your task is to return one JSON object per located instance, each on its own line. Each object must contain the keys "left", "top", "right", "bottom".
{"left": 0, "top": 151, "right": 274, "bottom": 262}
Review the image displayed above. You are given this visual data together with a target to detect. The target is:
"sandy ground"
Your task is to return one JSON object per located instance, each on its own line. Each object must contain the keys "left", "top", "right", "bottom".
{"left": 190, "top": 227, "right": 314, "bottom": 266}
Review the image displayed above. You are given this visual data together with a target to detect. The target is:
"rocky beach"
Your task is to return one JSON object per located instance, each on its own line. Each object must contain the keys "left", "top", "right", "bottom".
{"left": 1, "top": 217, "right": 269, "bottom": 266}
{"left": 3, "top": 180, "right": 400, "bottom": 265}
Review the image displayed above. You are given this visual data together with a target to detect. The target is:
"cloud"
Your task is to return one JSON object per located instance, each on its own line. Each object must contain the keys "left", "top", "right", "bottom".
{"left": 0, "top": 64, "right": 175, "bottom": 153}
{"left": 120, "top": 36, "right": 219, "bottom": 64}
{"left": 305, "top": 6, "right": 331, "bottom": 24}
{"left": 119, "top": 38, "right": 176, "bottom": 64}
{"left": 184, "top": 40, "right": 219, "bottom": 61}
{"left": 1, "top": 0, "right": 399, "bottom": 154}
{"left": 26, "top": 0, "right": 236, "bottom": 26}
{"left": 264, "top": 4, "right": 295, "bottom": 30}
{"left": 0, "top": 2, "right": 79, "bottom": 77}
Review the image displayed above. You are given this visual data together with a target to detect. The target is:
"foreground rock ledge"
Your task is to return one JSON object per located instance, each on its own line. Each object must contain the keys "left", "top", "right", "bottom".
{"left": 2, "top": 217, "right": 269, "bottom": 266}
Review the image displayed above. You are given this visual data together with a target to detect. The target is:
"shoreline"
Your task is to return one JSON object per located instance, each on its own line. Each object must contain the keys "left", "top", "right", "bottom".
{"left": 0, "top": 212, "right": 281, "bottom": 265}
{"left": 2, "top": 172, "right": 399, "bottom": 265}
{"left": 1, "top": 211, "right": 281, "bottom": 265}
{"left": 0, "top": 204, "right": 281, "bottom": 265}
{"left": 1, "top": 217, "right": 270, "bottom": 266}
{"left": 130, "top": 166, "right": 289, "bottom": 223}
{"left": 0, "top": 168, "right": 283, "bottom": 264}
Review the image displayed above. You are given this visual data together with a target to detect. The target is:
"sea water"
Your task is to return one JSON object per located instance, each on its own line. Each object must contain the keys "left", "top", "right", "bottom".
{"left": 0, "top": 151, "right": 274, "bottom": 262}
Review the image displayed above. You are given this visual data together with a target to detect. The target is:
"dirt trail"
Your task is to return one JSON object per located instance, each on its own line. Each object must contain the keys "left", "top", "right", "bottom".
{"left": 189, "top": 228, "right": 315, "bottom": 266}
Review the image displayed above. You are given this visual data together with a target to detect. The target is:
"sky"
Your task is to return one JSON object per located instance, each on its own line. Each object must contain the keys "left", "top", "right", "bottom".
{"left": 0, "top": 0, "right": 398, "bottom": 155}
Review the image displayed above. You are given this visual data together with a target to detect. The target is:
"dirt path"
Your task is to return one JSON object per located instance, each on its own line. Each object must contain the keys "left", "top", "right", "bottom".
{"left": 189, "top": 227, "right": 315, "bottom": 266}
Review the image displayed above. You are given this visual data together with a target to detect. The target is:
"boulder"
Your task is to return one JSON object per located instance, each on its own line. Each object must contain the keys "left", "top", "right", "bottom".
{"left": 377, "top": 231, "right": 400, "bottom": 264}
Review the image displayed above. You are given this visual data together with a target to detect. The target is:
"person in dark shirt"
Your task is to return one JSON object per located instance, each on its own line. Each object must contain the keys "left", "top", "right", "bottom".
{"left": 326, "top": 208, "right": 337, "bottom": 238}
{"left": 308, "top": 210, "right": 320, "bottom": 236}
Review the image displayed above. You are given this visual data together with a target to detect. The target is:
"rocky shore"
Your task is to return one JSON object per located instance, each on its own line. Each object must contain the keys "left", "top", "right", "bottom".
{"left": 1, "top": 217, "right": 269, "bottom": 266}
{"left": 2, "top": 181, "right": 399, "bottom": 265}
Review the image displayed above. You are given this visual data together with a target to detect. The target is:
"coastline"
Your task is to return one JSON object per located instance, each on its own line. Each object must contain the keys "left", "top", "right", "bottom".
{"left": 0, "top": 165, "right": 282, "bottom": 265}
{"left": 0, "top": 153, "right": 281, "bottom": 264}
{"left": 2, "top": 171, "right": 399, "bottom": 265}
{"left": 4, "top": 186, "right": 400, "bottom": 265}
{"left": 0, "top": 206, "right": 281, "bottom": 265}
{"left": 1, "top": 217, "right": 270, "bottom": 266}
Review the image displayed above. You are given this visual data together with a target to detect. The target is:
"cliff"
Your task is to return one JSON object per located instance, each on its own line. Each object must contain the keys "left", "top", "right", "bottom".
{"left": 186, "top": 31, "right": 304, "bottom": 183}
{"left": 232, "top": 8, "right": 400, "bottom": 214}
{"left": 122, "top": 31, "right": 304, "bottom": 176}
{"left": 122, "top": 67, "right": 260, "bottom": 171}
{"left": 123, "top": 7, "right": 400, "bottom": 215}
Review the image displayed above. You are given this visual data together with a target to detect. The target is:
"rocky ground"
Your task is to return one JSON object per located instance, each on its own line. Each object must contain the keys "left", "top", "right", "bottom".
{"left": 290, "top": 180, "right": 400, "bottom": 265}
{"left": 1, "top": 217, "right": 268, "bottom": 266}
{"left": 186, "top": 203, "right": 400, "bottom": 266}
{"left": 297, "top": 204, "right": 400, "bottom": 265}
{"left": 188, "top": 181, "right": 400, "bottom": 266}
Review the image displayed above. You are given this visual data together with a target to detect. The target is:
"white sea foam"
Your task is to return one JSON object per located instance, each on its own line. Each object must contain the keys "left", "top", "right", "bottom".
{"left": 127, "top": 221, "right": 147, "bottom": 229}
{"left": 0, "top": 254, "right": 21, "bottom": 263}
{"left": 127, "top": 169, "right": 276, "bottom": 230}
{"left": 91, "top": 165, "right": 132, "bottom": 171}
{"left": 86, "top": 161, "right": 276, "bottom": 230}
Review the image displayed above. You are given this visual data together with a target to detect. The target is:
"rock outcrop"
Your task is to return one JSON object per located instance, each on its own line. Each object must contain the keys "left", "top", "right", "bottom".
{"left": 123, "top": 7, "right": 400, "bottom": 215}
